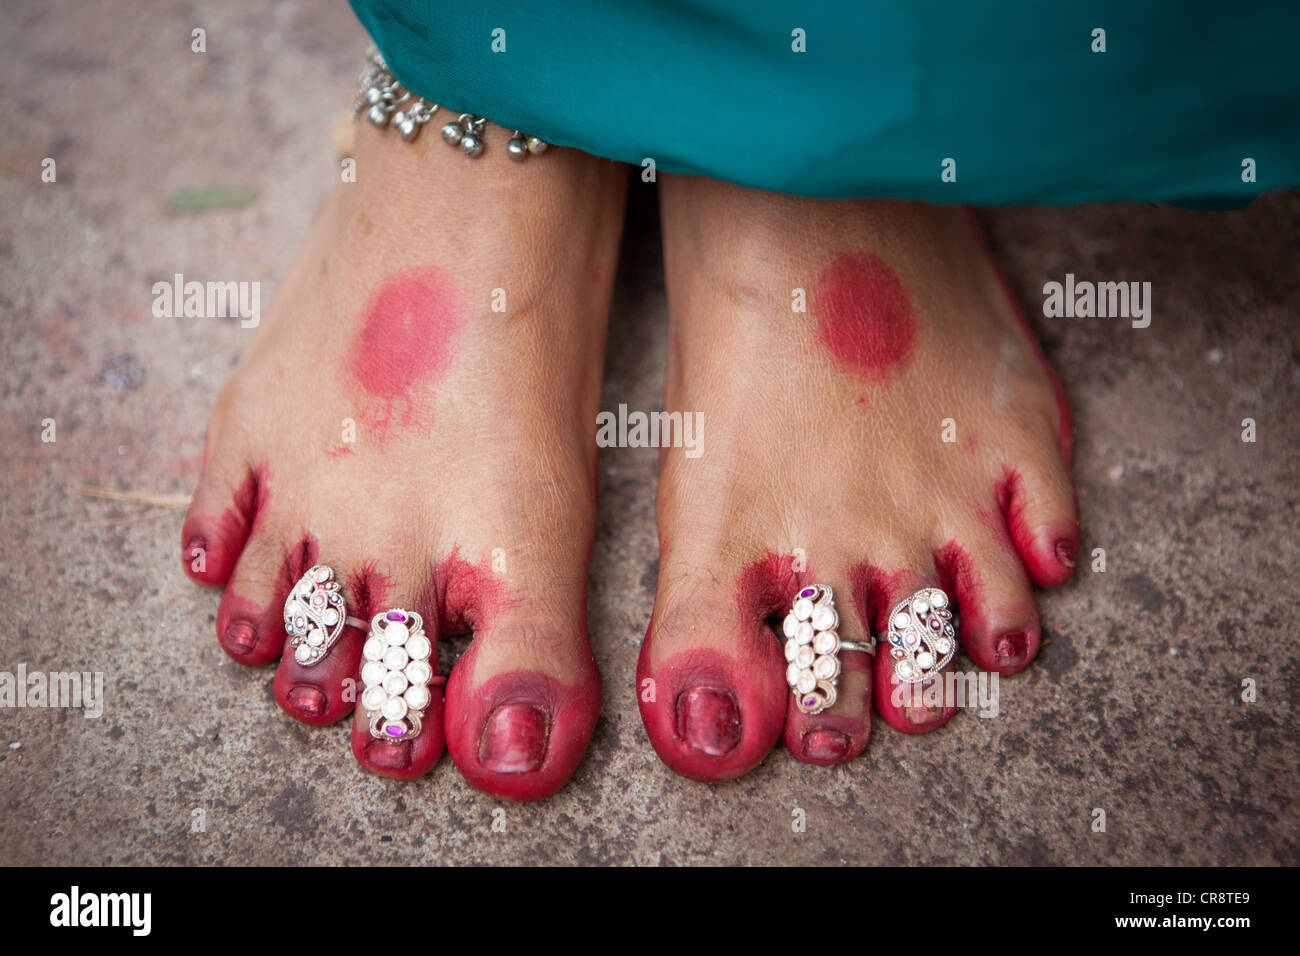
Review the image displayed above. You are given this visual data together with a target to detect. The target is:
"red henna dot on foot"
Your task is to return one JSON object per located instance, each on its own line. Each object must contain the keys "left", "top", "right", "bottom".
{"left": 224, "top": 621, "right": 257, "bottom": 655}
{"left": 479, "top": 703, "right": 549, "bottom": 774}
{"left": 803, "top": 729, "right": 850, "bottom": 761}
{"left": 348, "top": 267, "right": 464, "bottom": 409}
{"left": 288, "top": 685, "right": 326, "bottom": 717}
{"left": 676, "top": 686, "right": 742, "bottom": 757}
{"left": 812, "top": 252, "right": 917, "bottom": 381}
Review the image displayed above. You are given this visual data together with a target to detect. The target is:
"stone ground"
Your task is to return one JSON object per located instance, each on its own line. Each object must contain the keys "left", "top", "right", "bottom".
{"left": 1, "top": 1, "right": 1296, "bottom": 866}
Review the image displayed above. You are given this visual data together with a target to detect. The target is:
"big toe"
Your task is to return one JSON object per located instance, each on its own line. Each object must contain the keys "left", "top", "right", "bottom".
{"left": 637, "top": 563, "right": 790, "bottom": 782}
{"left": 443, "top": 621, "right": 601, "bottom": 802}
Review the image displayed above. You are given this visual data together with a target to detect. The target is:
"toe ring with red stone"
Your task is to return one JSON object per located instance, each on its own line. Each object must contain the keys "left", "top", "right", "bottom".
{"left": 783, "top": 585, "right": 867, "bottom": 716}
{"left": 284, "top": 565, "right": 349, "bottom": 666}
{"left": 886, "top": 587, "right": 957, "bottom": 684}
{"left": 361, "top": 609, "right": 434, "bottom": 743}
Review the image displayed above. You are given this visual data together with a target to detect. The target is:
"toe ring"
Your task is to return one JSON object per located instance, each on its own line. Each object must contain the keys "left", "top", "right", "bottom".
{"left": 782, "top": 584, "right": 869, "bottom": 716}
{"left": 284, "top": 565, "right": 348, "bottom": 667}
{"left": 361, "top": 609, "right": 436, "bottom": 743}
{"left": 838, "top": 640, "right": 875, "bottom": 655}
{"left": 886, "top": 587, "right": 957, "bottom": 684}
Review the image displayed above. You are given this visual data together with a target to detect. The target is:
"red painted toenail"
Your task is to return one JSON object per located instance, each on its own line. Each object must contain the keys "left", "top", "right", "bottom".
{"left": 479, "top": 703, "right": 549, "bottom": 774}
{"left": 224, "top": 621, "right": 257, "bottom": 654}
{"left": 676, "top": 686, "right": 741, "bottom": 757}
{"left": 366, "top": 741, "right": 411, "bottom": 770}
{"left": 803, "top": 729, "right": 850, "bottom": 761}
{"left": 995, "top": 631, "right": 1028, "bottom": 665}
{"left": 288, "top": 685, "right": 326, "bottom": 716}
{"left": 1054, "top": 539, "right": 1077, "bottom": 568}
{"left": 905, "top": 705, "right": 942, "bottom": 726}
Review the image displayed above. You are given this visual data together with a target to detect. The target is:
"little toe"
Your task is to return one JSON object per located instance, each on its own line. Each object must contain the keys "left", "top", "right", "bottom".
{"left": 997, "top": 463, "right": 1080, "bottom": 589}
{"left": 180, "top": 454, "right": 266, "bottom": 588}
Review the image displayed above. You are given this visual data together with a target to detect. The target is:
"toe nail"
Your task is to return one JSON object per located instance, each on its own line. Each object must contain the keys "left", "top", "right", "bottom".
{"left": 224, "top": 621, "right": 257, "bottom": 654}
{"left": 676, "top": 686, "right": 741, "bottom": 757}
{"left": 897, "top": 677, "right": 946, "bottom": 724}
{"left": 1054, "top": 539, "right": 1077, "bottom": 568}
{"left": 905, "top": 705, "right": 942, "bottom": 726}
{"left": 366, "top": 741, "right": 411, "bottom": 770}
{"left": 288, "top": 685, "right": 326, "bottom": 716}
{"left": 995, "top": 631, "right": 1028, "bottom": 665}
{"left": 803, "top": 729, "right": 850, "bottom": 761}
{"left": 479, "top": 703, "right": 549, "bottom": 774}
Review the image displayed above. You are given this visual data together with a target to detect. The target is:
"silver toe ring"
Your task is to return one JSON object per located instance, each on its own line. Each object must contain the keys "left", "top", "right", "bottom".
{"left": 284, "top": 565, "right": 348, "bottom": 666}
{"left": 782, "top": 585, "right": 872, "bottom": 716}
{"left": 886, "top": 587, "right": 957, "bottom": 683}
{"left": 361, "top": 609, "right": 435, "bottom": 743}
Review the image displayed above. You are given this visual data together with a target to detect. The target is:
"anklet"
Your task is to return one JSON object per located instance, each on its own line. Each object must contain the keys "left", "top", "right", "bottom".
{"left": 353, "top": 46, "right": 549, "bottom": 161}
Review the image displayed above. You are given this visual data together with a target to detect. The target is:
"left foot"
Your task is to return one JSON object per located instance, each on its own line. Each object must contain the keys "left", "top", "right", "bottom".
{"left": 639, "top": 179, "right": 1079, "bottom": 780}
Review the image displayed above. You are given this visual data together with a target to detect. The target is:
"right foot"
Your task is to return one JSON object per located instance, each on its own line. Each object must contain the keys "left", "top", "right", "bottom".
{"left": 180, "top": 115, "right": 626, "bottom": 800}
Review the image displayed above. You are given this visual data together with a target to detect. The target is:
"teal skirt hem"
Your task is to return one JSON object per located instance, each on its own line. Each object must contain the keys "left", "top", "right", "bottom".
{"left": 351, "top": 0, "right": 1300, "bottom": 206}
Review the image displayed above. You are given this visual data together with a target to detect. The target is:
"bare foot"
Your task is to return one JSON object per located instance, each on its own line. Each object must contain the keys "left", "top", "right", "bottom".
{"left": 639, "top": 179, "right": 1078, "bottom": 780}
{"left": 180, "top": 114, "right": 626, "bottom": 800}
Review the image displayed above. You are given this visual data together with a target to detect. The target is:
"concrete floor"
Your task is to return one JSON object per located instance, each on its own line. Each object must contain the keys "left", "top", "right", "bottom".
{"left": 1, "top": 1, "right": 1296, "bottom": 866}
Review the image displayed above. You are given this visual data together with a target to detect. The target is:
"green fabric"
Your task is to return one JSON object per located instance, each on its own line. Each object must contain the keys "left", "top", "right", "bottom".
{"left": 350, "top": 0, "right": 1300, "bottom": 205}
